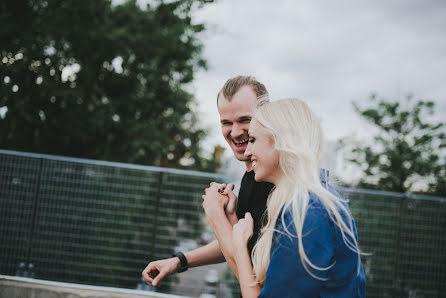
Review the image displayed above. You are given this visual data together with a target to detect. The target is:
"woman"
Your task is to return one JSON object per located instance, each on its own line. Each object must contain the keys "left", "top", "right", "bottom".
{"left": 232, "top": 98, "right": 366, "bottom": 297}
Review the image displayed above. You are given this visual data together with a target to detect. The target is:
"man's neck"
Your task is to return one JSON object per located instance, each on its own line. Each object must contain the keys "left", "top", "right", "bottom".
{"left": 245, "top": 160, "right": 253, "bottom": 172}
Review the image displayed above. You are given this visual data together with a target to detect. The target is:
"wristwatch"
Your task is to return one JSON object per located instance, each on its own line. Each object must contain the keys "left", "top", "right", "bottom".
{"left": 173, "top": 251, "right": 189, "bottom": 273}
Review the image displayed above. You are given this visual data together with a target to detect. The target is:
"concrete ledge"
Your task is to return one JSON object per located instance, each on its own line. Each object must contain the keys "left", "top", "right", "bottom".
{"left": 0, "top": 275, "right": 189, "bottom": 298}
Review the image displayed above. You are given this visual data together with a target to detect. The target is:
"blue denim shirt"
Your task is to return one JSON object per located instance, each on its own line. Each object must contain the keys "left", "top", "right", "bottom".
{"left": 259, "top": 180, "right": 366, "bottom": 297}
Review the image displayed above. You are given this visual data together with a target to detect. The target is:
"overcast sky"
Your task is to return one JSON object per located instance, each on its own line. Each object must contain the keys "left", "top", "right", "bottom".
{"left": 190, "top": 0, "right": 446, "bottom": 151}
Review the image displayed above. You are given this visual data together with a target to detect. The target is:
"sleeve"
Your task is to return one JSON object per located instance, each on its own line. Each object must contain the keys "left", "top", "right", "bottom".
{"left": 259, "top": 203, "right": 335, "bottom": 298}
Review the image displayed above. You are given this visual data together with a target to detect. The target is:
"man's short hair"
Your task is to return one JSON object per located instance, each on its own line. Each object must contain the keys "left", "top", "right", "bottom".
{"left": 217, "top": 75, "right": 268, "bottom": 104}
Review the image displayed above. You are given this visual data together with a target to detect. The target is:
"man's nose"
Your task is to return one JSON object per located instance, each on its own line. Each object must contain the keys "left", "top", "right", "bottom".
{"left": 231, "top": 124, "right": 244, "bottom": 139}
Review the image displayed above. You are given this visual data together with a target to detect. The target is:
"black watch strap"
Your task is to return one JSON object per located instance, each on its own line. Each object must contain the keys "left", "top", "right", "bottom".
{"left": 173, "top": 252, "right": 188, "bottom": 273}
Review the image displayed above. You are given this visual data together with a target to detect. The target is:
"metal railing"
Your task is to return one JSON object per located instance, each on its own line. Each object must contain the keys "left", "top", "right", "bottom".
{"left": 1, "top": 149, "right": 445, "bottom": 298}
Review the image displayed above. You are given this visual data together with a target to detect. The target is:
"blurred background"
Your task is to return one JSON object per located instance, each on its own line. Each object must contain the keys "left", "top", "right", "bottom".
{"left": 1, "top": 0, "right": 445, "bottom": 297}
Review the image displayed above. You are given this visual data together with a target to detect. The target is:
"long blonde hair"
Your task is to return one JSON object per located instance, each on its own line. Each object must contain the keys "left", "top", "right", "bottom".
{"left": 251, "top": 98, "right": 361, "bottom": 285}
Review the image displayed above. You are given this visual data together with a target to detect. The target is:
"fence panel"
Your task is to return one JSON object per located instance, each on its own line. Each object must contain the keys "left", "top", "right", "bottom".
{"left": 1, "top": 150, "right": 445, "bottom": 297}
{"left": 0, "top": 153, "right": 41, "bottom": 276}
{"left": 346, "top": 190, "right": 402, "bottom": 297}
{"left": 398, "top": 197, "right": 446, "bottom": 297}
{"left": 0, "top": 150, "right": 227, "bottom": 295}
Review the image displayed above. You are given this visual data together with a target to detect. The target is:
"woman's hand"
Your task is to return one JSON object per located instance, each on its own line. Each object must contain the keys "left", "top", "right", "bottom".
{"left": 202, "top": 182, "right": 240, "bottom": 279}
{"left": 202, "top": 182, "right": 229, "bottom": 218}
{"left": 232, "top": 212, "right": 261, "bottom": 298}
{"left": 232, "top": 212, "right": 254, "bottom": 252}
{"left": 202, "top": 182, "right": 239, "bottom": 224}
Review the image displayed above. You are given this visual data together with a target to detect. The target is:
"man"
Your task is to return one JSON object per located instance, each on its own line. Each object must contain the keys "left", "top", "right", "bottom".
{"left": 142, "top": 76, "right": 274, "bottom": 286}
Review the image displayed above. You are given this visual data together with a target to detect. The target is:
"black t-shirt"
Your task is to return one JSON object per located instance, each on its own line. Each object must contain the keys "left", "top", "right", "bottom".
{"left": 236, "top": 170, "right": 274, "bottom": 255}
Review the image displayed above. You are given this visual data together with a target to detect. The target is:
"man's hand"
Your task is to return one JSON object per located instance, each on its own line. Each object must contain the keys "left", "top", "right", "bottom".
{"left": 142, "top": 257, "right": 180, "bottom": 287}
{"left": 223, "top": 184, "right": 238, "bottom": 226}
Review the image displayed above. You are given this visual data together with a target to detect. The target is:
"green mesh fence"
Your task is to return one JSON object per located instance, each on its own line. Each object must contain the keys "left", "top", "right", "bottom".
{"left": 344, "top": 189, "right": 446, "bottom": 297}
{"left": 0, "top": 150, "right": 228, "bottom": 296}
{"left": 1, "top": 149, "right": 445, "bottom": 298}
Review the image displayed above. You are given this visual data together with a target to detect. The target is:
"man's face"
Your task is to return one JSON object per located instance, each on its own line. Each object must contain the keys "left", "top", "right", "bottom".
{"left": 217, "top": 86, "right": 257, "bottom": 162}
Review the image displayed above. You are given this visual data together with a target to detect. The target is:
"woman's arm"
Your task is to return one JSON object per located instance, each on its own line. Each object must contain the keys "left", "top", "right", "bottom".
{"left": 202, "top": 183, "right": 240, "bottom": 277}
{"left": 232, "top": 213, "right": 262, "bottom": 298}
{"left": 259, "top": 206, "right": 333, "bottom": 297}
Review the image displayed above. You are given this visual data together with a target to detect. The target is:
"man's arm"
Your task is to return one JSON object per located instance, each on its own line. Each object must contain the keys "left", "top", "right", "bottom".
{"left": 185, "top": 239, "right": 225, "bottom": 267}
{"left": 143, "top": 182, "right": 238, "bottom": 287}
{"left": 142, "top": 239, "right": 224, "bottom": 287}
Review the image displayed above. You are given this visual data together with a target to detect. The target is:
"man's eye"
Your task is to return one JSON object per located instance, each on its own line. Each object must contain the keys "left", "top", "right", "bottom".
{"left": 240, "top": 119, "right": 251, "bottom": 123}
{"left": 248, "top": 137, "right": 255, "bottom": 143}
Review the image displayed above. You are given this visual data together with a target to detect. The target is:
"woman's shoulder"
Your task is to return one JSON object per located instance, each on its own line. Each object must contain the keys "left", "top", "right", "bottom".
{"left": 309, "top": 185, "right": 351, "bottom": 217}
{"left": 276, "top": 193, "right": 333, "bottom": 238}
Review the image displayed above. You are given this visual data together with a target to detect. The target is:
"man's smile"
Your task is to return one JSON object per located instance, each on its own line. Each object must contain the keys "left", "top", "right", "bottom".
{"left": 233, "top": 138, "right": 249, "bottom": 147}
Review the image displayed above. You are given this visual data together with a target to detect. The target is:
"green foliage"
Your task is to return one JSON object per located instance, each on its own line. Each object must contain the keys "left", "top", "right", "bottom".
{"left": 0, "top": 0, "right": 219, "bottom": 171}
{"left": 192, "top": 144, "right": 225, "bottom": 173}
{"left": 340, "top": 94, "right": 446, "bottom": 195}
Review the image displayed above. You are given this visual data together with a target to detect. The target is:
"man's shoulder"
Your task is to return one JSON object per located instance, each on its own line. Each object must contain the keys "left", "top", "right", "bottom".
{"left": 240, "top": 170, "right": 254, "bottom": 184}
{"left": 237, "top": 171, "right": 272, "bottom": 216}
{"left": 239, "top": 170, "right": 271, "bottom": 194}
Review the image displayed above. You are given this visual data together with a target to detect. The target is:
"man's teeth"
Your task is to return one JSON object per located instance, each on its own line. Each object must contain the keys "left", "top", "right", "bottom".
{"left": 234, "top": 138, "right": 248, "bottom": 145}
{"left": 252, "top": 161, "right": 257, "bottom": 167}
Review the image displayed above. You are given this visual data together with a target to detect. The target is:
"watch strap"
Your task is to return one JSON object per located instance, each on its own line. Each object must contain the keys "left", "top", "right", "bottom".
{"left": 173, "top": 251, "right": 188, "bottom": 273}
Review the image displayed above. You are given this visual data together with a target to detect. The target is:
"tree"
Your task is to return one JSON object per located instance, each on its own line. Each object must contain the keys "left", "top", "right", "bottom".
{"left": 0, "top": 0, "right": 219, "bottom": 171}
{"left": 340, "top": 94, "right": 446, "bottom": 195}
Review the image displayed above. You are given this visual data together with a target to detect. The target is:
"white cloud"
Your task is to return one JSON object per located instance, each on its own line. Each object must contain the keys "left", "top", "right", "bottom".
{"left": 192, "top": 0, "right": 446, "bottom": 150}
